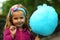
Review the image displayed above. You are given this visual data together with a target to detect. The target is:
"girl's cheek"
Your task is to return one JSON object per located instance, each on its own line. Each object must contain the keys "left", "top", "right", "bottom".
{"left": 12, "top": 20, "right": 17, "bottom": 25}
{"left": 22, "top": 19, "right": 25, "bottom": 23}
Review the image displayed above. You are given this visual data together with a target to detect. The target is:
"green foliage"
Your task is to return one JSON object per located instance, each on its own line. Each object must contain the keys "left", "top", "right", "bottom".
{"left": 2, "top": 0, "right": 35, "bottom": 16}
{"left": 2, "top": 0, "right": 60, "bottom": 16}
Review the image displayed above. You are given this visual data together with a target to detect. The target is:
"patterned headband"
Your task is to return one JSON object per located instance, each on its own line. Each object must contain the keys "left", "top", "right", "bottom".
{"left": 10, "top": 5, "right": 26, "bottom": 16}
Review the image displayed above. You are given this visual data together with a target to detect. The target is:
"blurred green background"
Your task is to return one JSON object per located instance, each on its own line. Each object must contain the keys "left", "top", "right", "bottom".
{"left": 0, "top": 0, "right": 60, "bottom": 40}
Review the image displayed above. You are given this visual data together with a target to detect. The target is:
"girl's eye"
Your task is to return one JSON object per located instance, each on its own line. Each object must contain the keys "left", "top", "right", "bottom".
{"left": 20, "top": 17, "right": 24, "bottom": 19}
{"left": 14, "top": 18, "right": 18, "bottom": 19}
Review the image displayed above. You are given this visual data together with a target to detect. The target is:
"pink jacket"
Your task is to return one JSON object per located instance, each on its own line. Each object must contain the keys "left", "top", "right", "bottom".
{"left": 3, "top": 28, "right": 34, "bottom": 40}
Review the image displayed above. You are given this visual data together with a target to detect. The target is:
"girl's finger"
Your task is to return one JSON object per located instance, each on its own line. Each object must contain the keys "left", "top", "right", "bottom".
{"left": 10, "top": 25, "right": 16, "bottom": 31}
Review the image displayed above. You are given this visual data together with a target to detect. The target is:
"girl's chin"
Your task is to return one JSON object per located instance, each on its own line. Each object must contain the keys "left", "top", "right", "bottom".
{"left": 16, "top": 25, "right": 23, "bottom": 28}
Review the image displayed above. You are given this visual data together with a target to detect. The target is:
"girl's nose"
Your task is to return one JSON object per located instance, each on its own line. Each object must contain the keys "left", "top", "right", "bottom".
{"left": 18, "top": 19, "right": 21, "bottom": 22}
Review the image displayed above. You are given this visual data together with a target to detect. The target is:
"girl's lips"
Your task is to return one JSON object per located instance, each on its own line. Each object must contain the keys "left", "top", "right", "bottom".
{"left": 17, "top": 23, "right": 23, "bottom": 26}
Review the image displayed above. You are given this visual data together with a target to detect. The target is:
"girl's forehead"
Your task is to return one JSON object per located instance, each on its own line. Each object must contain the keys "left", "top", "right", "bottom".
{"left": 12, "top": 11, "right": 25, "bottom": 17}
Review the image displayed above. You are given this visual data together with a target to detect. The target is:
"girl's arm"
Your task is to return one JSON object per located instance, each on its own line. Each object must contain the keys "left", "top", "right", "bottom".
{"left": 35, "top": 35, "right": 40, "bottom": 40}
{"left": 3, "top": 28, "right": 14, "bottom": 40}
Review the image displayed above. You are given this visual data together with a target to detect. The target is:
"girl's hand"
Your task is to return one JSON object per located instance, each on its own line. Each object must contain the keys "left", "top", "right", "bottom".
{"left": 9, "top": 25, "right": 16, "bottom": 38}
{"left": 35, "top": 35, "right": 40, "bottom": 40}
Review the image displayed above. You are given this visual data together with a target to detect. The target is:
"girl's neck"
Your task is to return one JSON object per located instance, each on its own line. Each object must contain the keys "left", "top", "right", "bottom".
{"left": 19, "top": 26, "right": 23, "bottom": 31}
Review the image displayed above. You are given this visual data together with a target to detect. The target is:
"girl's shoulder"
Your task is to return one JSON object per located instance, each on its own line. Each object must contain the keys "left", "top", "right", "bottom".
{"left": 4, "top": 27, "right": 9, "bottom": 31}
{"left": 4, "top": 27, "right": 10, "bottom": 33}
{"left": 3, "top": 27, "right": 10, "bottom": 35}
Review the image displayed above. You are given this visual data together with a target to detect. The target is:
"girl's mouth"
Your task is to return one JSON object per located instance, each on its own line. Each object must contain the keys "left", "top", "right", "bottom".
{"left": 17, "top": 23, "right": 23, "bottom": 26}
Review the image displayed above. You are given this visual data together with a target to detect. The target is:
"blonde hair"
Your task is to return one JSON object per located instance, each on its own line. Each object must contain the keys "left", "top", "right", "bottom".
{"left": 4, "top": 4, "right": 29, "bottom": 31}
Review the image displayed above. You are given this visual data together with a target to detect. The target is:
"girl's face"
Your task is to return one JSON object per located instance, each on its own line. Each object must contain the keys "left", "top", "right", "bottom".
{"left": 12, "top": 11, "right": 25, "bottom": 28}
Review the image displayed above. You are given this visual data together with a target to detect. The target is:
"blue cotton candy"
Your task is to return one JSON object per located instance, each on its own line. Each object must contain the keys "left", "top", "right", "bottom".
{"left": 29, "top": 4, "right": 58, "bottom": 36}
